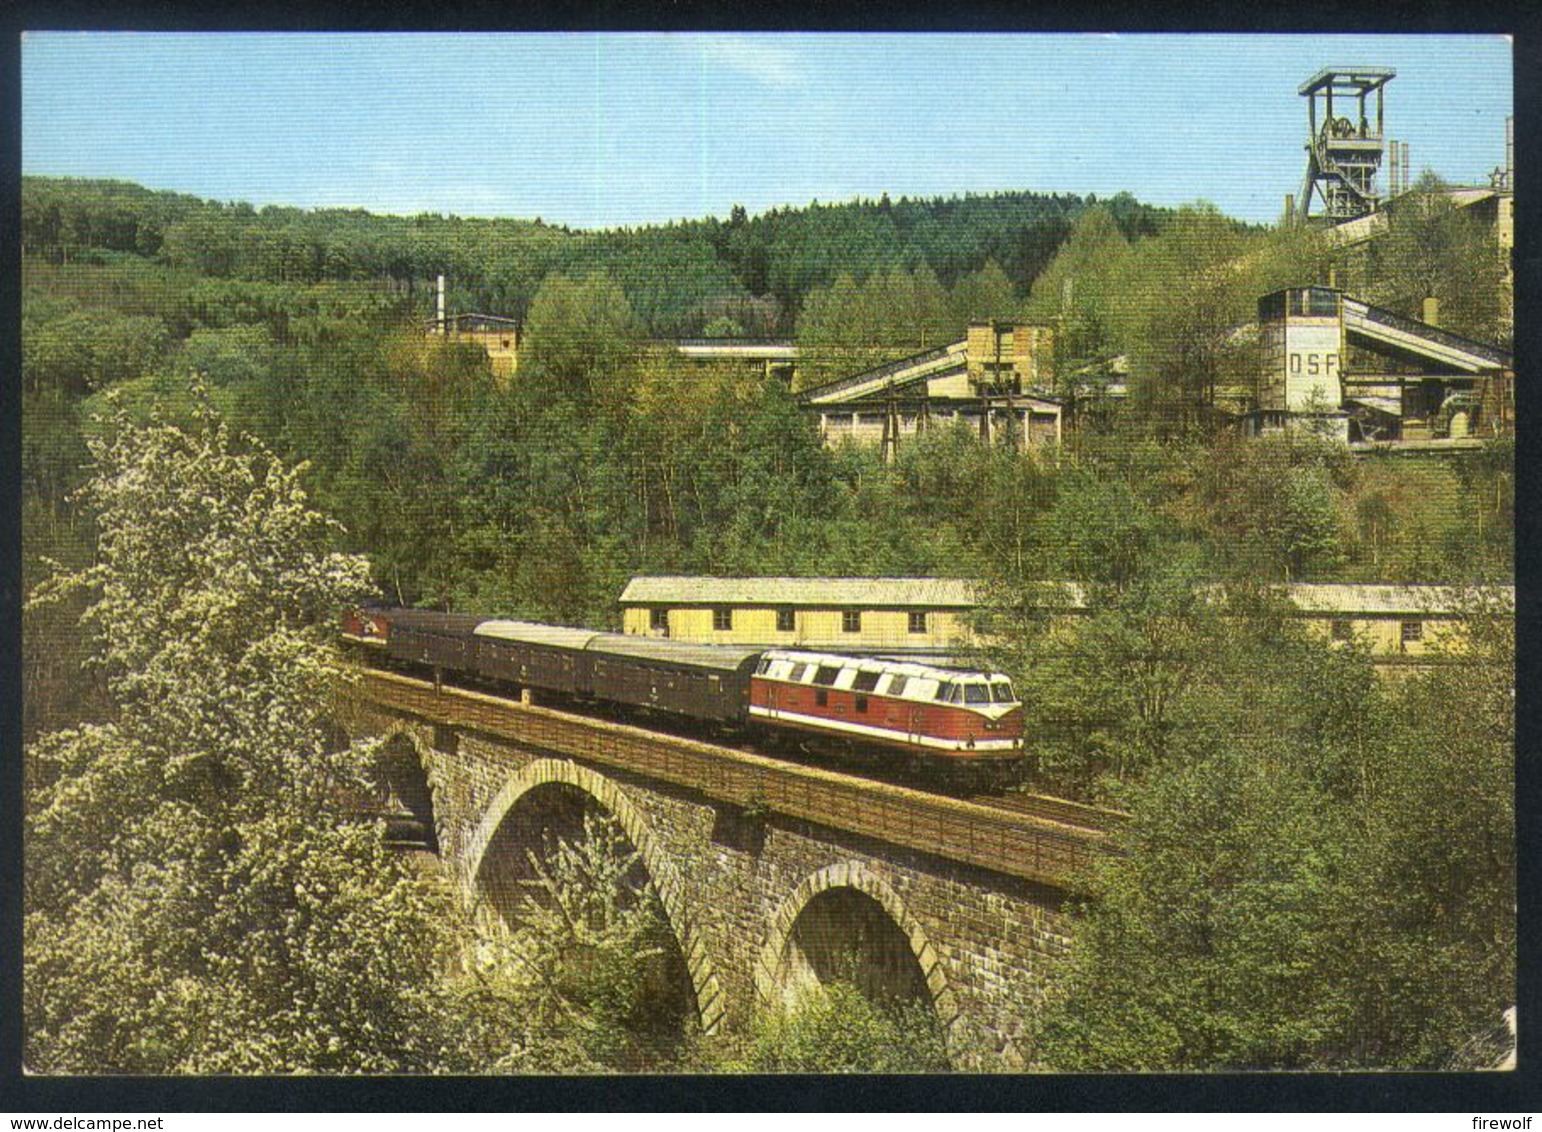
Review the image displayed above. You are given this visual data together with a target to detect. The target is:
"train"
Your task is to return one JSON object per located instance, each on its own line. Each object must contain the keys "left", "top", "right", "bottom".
{"left": 343, "top": 607, "right": 1024, "bottom": 762}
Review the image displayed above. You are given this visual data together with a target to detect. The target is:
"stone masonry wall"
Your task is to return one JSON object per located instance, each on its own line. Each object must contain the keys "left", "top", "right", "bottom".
{"left": 360, "top": 708, "right": 1073, "bottom": 1069}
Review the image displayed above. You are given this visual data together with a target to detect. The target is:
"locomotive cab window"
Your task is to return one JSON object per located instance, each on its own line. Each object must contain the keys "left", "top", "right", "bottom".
{"left": 965, "top": 683, "right": 990, "bottom": 704}
{"left": 788, "top": 663, "right": 809, "bottom": 683}
{"left": 935, "top": 681, "right": 954, "bottom": 702}
{"left": 886, "top": 675, "right": 909, "bottom": 698}
{"left": 991, "top": 681, "right": 1015, "bottom": 703}
{"left": 756, "top": 657, "right": 773, "bottom": 675}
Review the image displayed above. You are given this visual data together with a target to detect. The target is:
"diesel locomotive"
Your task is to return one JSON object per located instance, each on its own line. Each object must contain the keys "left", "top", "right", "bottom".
{"left": 343, "top": 607, "right": 1023, "bottom": 761}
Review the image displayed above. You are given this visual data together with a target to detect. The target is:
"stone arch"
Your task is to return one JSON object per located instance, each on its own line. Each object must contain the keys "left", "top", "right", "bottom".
{"left": 462, "top": 758, "right": 725, "bottom": 1035}
{"left": 756, "top": 861, "right": 958, "bottom": 1044}
{"left": 375, "top": 724, "right": 447, "bottom": 854}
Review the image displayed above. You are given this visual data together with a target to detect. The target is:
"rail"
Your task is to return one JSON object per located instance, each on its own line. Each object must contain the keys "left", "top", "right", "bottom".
{"left": 353, "top": 669, "right": 1115, "bottom": 890}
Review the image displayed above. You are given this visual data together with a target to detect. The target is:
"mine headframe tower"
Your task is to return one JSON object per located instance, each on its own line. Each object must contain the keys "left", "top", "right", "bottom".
{"left": 1297, "top": 66, "right": 1395, "bottom": 225}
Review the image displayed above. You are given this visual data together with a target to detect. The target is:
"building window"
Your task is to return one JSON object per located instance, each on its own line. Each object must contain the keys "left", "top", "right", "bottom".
{"left": 713, "top": 608, "right": 733, "bottom": 632}
{"left": 777, "top": 607, "right": 795, "bottom": 632}
{"left": 1401, "top": 620, "right": 1423, "bottom": 648}
{"left": 1330, "top": 619, "right": 1352, "bottom": 642}
{"left": 842, "top": 610, "right": 862, "bottom": 634}
{"left": 650, "top": 608, "right": 669, "bottom": 632}
{"left": 908, "top": 611, "right": 928, "bottom": 634}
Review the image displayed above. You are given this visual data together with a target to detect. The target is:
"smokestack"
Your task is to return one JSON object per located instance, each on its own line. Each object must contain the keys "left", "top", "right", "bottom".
{"left": 436, "top": 274, "right": 446, "bottom": 333}
{"left": 1507, "top": 115, "right": 1514, "bottom": 187}
{"left": 1401, "top": 142, "right": 1411, "bottom": 193}
{"left": 1388, "top": 140, "right": 1399, "bottom": 198}
{"left": 1285, "top": 193, "right": 1295, "bottom": 227}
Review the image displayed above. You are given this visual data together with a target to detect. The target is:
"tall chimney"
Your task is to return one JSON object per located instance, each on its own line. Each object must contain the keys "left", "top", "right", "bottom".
{"left": 1285, "top": 193, "right": 1295, "bottom": 227}
{"left": 436, "top": 274, "right": 446, "bottom": 334}
{"left": 1388, "top": 140, "right": 1399, "bottom": 198}
{"left": 1401, "top": 142, "right": 1411, "bottom": 193}
{"left": 1506, "top": 115, "right": 1514, "bottom": 187}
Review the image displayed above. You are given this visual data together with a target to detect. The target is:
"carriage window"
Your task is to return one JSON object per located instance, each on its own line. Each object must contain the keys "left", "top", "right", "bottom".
{"left": 935, "top": 681, "right": 954, "bottom": 702}
{"left": 887, "top": 675, "right": 910, "bottom": 698}
{"left": 813, "top": 665, "right": 841, "bottom": 686}
{"left": 777, "top": 607, "right": 795, "bottom": 632}
{"left": 991, "top": 681, "right": 1015, "bottom": 703}
{"left": 965, "top": 683, "right": 990, "bottom": 704}
{"left": 852, "top": 670, "right": 881, "bottom": 693}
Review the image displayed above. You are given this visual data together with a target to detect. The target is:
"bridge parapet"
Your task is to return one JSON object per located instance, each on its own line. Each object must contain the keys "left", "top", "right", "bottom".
{"left": 353, "top": 669, "right": 1112, "bottom": 890}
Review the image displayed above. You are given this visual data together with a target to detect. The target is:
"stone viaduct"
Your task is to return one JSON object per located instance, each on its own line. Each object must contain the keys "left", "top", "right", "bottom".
{"left": 342, "top": 670, "right": 1118, "bottom": 1069}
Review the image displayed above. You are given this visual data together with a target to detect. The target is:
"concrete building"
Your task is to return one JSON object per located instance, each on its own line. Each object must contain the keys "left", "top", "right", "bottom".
{"left": 428, "top": 312, "right": 520, "bottom": 379}
{"left": 1251, "top": 286, "right": 1512, "bottom": 443}
{"left": 798, "top": 323, "right": 1062, "bottom": 458}
{"left": 425, "top": 275, "right": 520, "bottom": 379}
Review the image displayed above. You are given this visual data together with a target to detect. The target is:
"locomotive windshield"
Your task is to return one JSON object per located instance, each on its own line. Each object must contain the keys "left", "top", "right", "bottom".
{"left": 991, "top": 681, "right": 1016, "bottom": 703}
{"left": 964, "top": 683, "right": 990, "bottom": 704}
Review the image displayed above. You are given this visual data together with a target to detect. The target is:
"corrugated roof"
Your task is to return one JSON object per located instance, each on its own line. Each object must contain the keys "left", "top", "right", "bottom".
{"left": 619, "top": 576, "right": 986, "bottom": 608}
{"left": 1285, "top": 583, "right": 1514, "bottom": 616}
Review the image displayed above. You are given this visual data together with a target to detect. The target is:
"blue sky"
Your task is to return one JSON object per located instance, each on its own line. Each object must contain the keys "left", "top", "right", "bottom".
{"left": 22, "top": 32, "right": 1513, "bottom": 229}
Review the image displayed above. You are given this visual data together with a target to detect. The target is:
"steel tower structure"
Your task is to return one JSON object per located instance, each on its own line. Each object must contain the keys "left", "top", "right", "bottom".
{"left": 1297, "top": 66, "right": 1395, "bottom": 224}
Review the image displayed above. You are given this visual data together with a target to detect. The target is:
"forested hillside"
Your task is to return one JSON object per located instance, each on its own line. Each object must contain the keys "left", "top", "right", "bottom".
{"left": 22, "top": 176, "right": 1165, "bottom": 336}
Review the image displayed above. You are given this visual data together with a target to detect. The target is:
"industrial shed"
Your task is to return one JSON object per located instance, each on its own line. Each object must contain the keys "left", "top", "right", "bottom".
{"left": 618, "top": 576, "right": 1087, "bottom": 659}
{"left": 1282, "top": 582, "right": 1513, "bottom": 659}
{"left": 619, "top": 576, "right": 1510, "bottom": 668}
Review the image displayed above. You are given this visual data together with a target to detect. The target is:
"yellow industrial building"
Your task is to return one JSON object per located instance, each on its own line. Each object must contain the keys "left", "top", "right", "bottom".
{"left": 620, "top": 575, "right": 1509, "bottom": 665}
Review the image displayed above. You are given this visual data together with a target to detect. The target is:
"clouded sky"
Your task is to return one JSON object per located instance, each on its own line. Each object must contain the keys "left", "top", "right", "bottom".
{"left": 22, "top": 32, "right": 1513, "bottom": 228}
